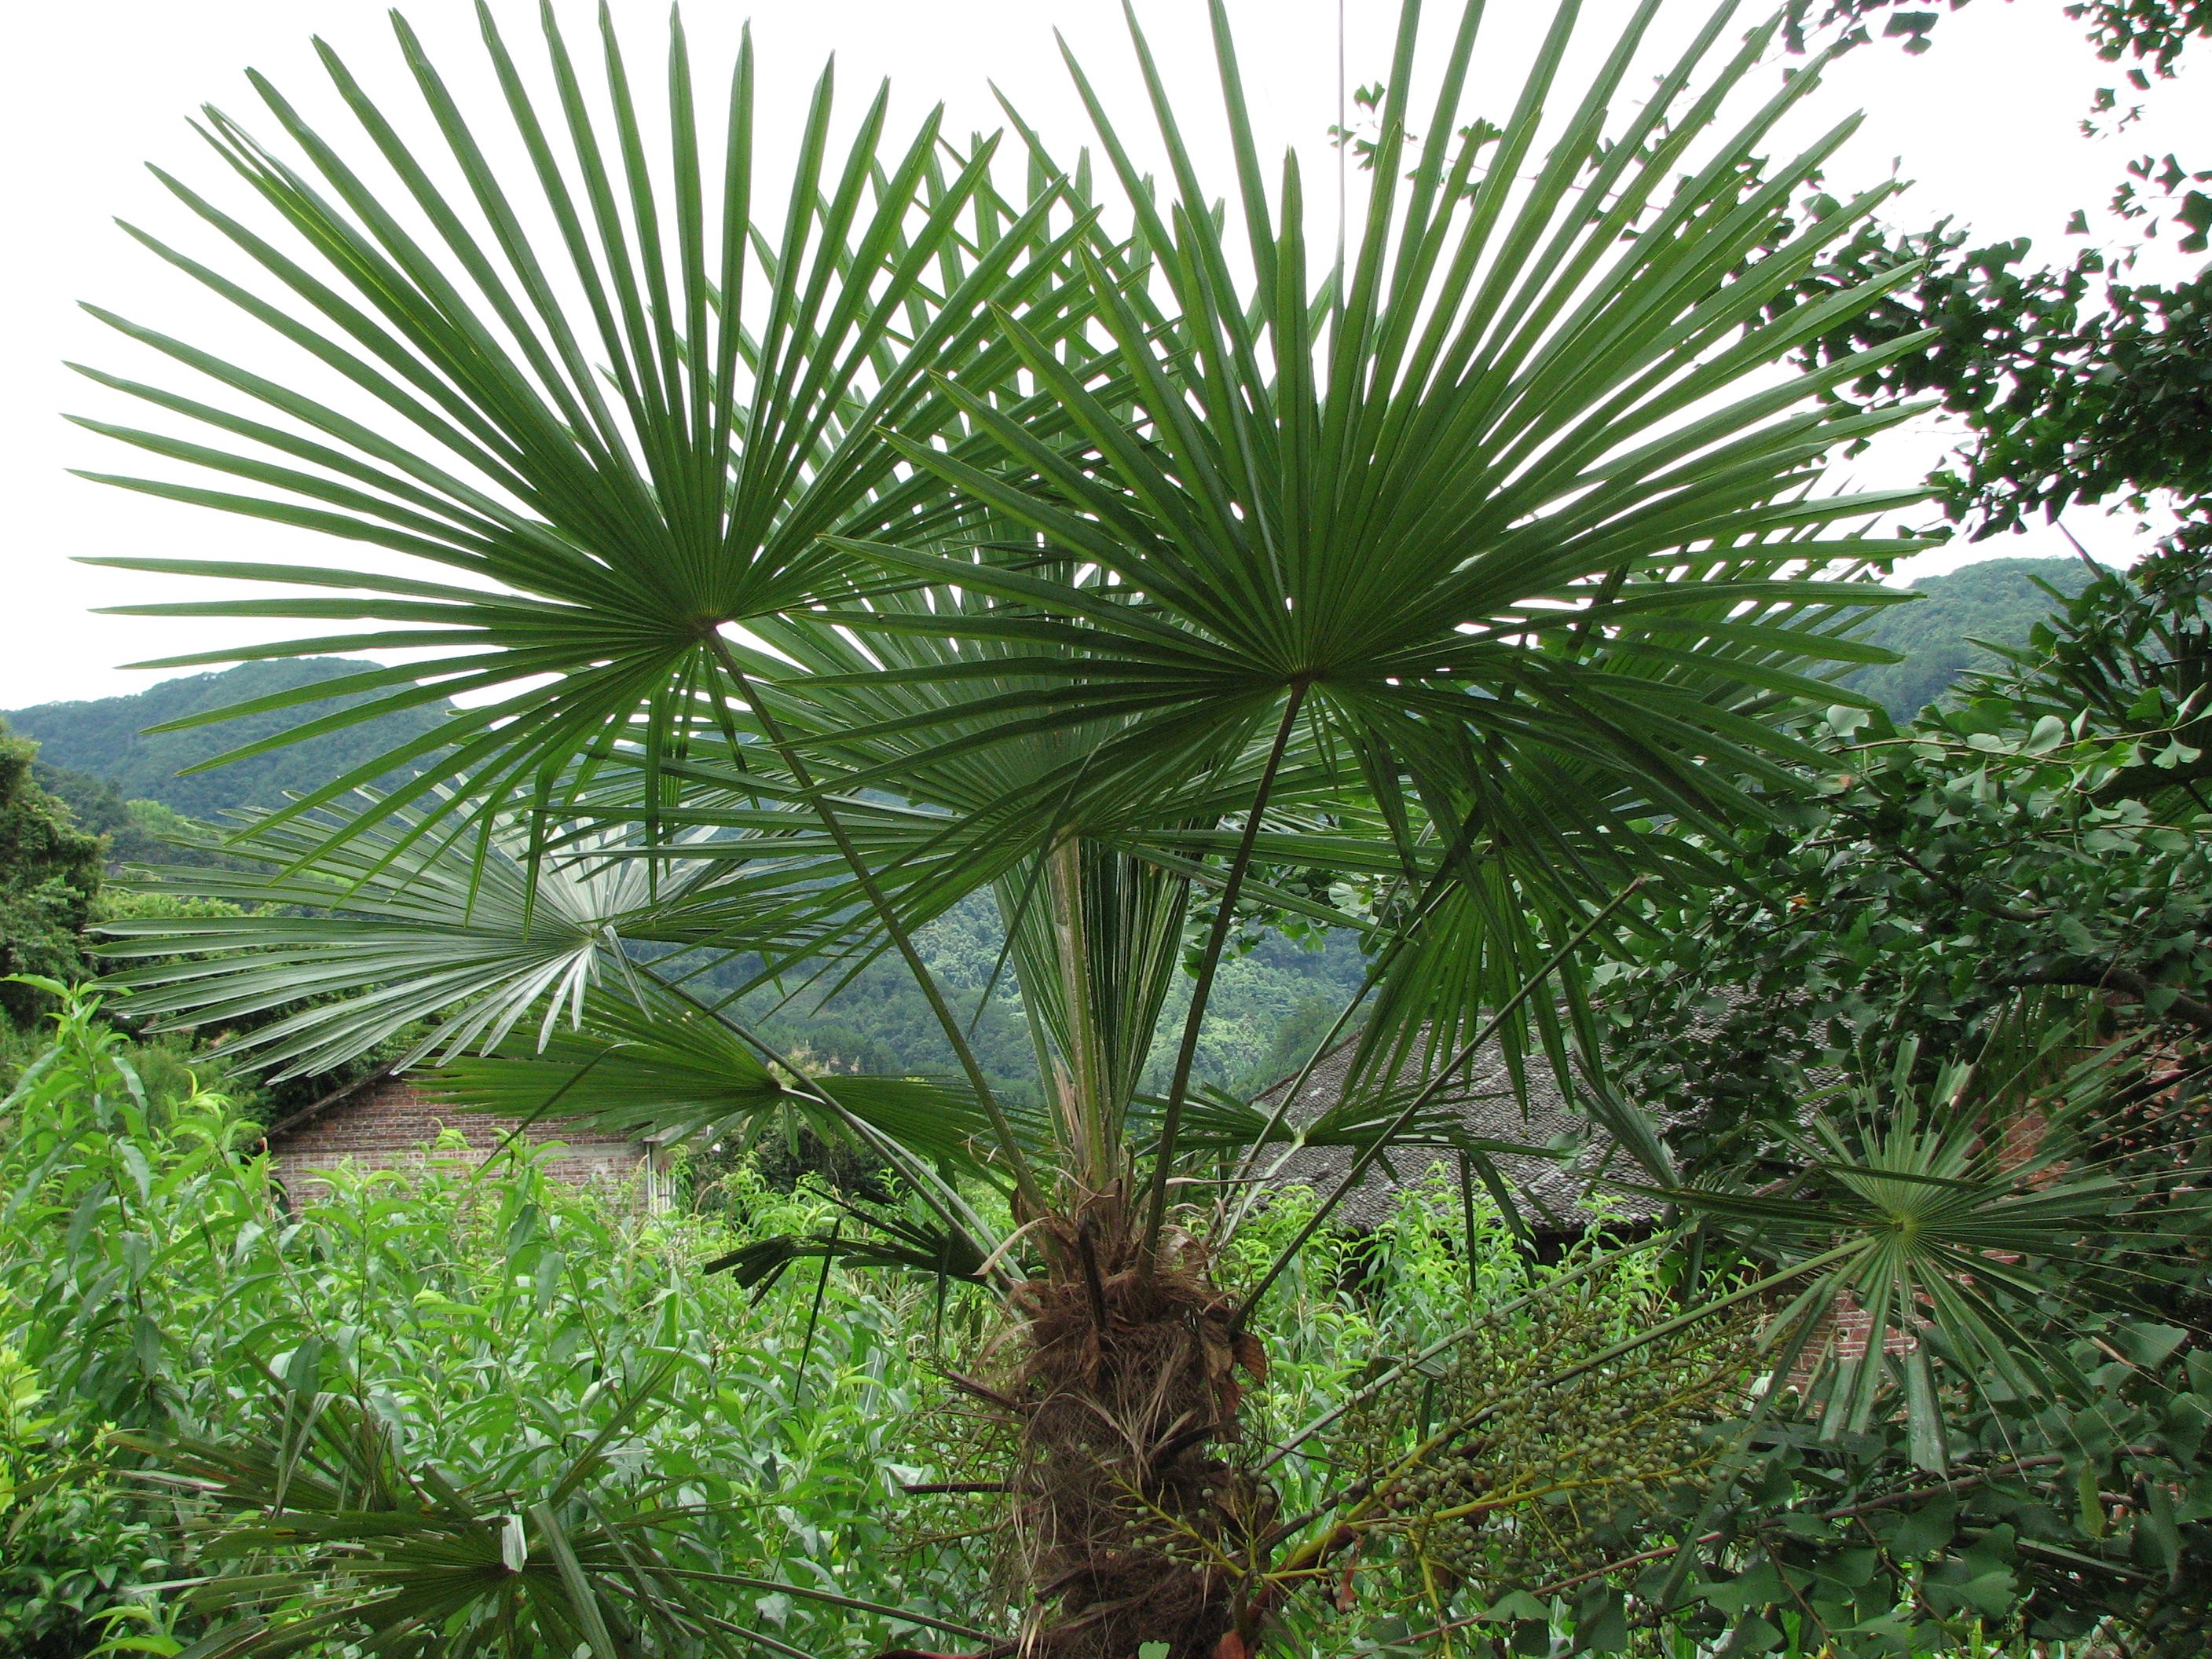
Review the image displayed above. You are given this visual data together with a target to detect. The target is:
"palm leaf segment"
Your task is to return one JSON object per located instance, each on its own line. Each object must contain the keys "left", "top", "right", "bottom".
{"left": 101, "top": 798, "right": 1027, "bottom": 1194}
{"left": 123, "top": 1357, "right": 991, "bottom": 1659}
{"left": 123, "top": 1368, "right": 715, "bottom": 1659}
{"left": 1664, "top": 1034, "right": 2166, "bottom": 1471}
{"left": 71, "top": 0, "right": 1093, "bottom": 858}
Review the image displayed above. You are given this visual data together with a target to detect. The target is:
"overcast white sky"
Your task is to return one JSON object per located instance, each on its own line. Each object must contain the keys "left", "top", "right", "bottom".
{"left": 2, "top": 0, "right": 2201, "bottom": 709}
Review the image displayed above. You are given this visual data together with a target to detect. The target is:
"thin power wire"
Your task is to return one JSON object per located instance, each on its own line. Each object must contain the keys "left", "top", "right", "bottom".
{"left": 1337, "top": 0, "right": 1348, "bottom": 300}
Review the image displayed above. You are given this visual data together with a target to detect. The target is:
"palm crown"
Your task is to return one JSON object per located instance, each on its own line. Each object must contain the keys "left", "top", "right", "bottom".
{"left": 89, "top": 0, "right": 1927, "bottom": 1243}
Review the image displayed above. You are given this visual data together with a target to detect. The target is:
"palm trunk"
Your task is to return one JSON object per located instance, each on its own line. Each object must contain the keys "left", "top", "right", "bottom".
{"left": 985, "top": 837, "right": 1269, "bottom": 1657}
{"left": 992, "top": 1200, "right": 1267, "bottom": 1659}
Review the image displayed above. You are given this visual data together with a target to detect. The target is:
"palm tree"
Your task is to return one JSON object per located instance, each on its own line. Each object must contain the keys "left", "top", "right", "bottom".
{"left": 80, "top": 0, "right": 1948, "bottom": 1651}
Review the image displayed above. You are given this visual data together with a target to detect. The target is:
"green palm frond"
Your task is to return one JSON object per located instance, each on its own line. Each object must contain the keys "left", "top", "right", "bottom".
{"left": 86, "top": 0, "right": 1954, "bottom": 1251}
{"left": 121, "top": 1358, "right": 980, "bottom": 1659}
{"left": 97, "top": 750, "right": 1054, "bottom": 1097}
{"left": 427, "top": 983, "right": 1045, "bottom": 1185}
{"left": 71, "top": 1, "right": 1093, "bottom": 855}
{"left": 1659, "top": 1029, "right": 2194, "bottom": 1470}
{"left": 101, "top": 793, "right": 720, "bottom": 1079}
{"left": 703, "top": 1192, "right": 994, "bottom": 1297}
{"left": 805, "top": 0, "right": 1935, "bottom": 1107}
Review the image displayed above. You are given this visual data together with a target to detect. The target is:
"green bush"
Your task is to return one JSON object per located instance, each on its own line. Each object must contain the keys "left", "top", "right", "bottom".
{"left": 32, "top": 973, "right": 2174, "bottom": 1657}
{"left": 0, "top": 986, "right": 1000, "bottom": 1654}
{"left": 1, "top": 986, "right": 1691, "bottom": 1656}
{"left": 0, "top": 1347, "right": 174, "bottom": 1659}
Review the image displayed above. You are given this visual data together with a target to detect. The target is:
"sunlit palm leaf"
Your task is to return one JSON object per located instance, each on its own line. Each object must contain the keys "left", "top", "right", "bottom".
{"left": 101, "top": 793, "right": 716, "bottom": 1078}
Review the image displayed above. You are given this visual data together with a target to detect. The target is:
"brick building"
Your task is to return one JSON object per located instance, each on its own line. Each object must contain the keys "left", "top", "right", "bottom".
{"left": 259, "top": 1066, "right": 670, "bottom": 1208}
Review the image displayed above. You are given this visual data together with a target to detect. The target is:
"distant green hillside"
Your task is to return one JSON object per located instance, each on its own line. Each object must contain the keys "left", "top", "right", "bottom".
{"left": 1846, "top": 556, "right": 2104, "bottom": 720}
{"left": 2, "top": 659, "right": 453, "bottom": 819}
{"left": 2, "top": 657, "right": 1361, "bottom": 1099}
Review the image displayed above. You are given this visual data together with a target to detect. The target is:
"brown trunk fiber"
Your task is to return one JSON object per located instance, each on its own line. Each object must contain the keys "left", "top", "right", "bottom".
{"left": 991, "top": 1203, "right": 1272, "bottom": 1659}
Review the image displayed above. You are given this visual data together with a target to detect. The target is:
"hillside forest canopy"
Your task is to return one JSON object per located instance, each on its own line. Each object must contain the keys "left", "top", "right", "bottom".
{"left": 5, "top": 2, "right": 2212, "bottom": 1658}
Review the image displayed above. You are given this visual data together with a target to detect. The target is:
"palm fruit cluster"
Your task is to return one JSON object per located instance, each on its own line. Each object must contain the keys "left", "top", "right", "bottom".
{"left": 1327, "top": 1276, "right": 1753, "bottom": 1603}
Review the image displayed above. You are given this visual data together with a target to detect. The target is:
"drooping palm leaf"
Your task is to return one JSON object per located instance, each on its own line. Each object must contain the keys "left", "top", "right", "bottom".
{"left": 427, "top": 980, "right": 1044, "bottom": 1195}
{"left": 123, "top": 1359, "right": 983, "bottom": 1659}
{"left": 101, "top": 793, "right": 706, "bottom": 1078}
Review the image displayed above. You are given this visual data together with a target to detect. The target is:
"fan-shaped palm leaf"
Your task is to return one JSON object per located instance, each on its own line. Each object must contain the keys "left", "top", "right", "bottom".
{"left": 1655, "top": 1029, "right": 2195, "bottom": 1471}
{"left": 71, "top": 1, "right": 1094, "bottom": 863}
{"left": 801, "top": 0, "right": 1934, "bottom": 1223}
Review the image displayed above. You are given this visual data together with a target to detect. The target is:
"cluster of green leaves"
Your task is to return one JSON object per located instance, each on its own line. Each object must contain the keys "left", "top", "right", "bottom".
{"left": 1587, "top": 544, "right": 2212, "bottom": 1654}
{"left": 0, "top": 986, "right": 1003, "bottom": 1658}
{"left": 1, "top": 983, "right": 1692, "bottom": 1658}
{"left": 0, "top": 727, "right": 104, "bottom": 1028}
{"left": 1778, "top": 223, "right": 2212, "bottom": 545}
{"left": 0, "top": 1342, "right": 175, "bottom": 1659}
{"left": 33, "top": 764, "right": 249, "bottom": 881}
{"left": 1603, "top": 546, "right": 2212, "bottom": 1150}
{"left": 1776, "top": 0, "right": 2212, "bottom": 573}
{"left": 1687, "top": 1313, "right": 2212, "bottom": 1657}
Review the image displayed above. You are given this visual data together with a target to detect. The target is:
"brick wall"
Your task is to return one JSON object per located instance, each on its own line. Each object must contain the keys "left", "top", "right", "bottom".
{"left": 263, "top": 1075, "right": 655, "bottom": 1203}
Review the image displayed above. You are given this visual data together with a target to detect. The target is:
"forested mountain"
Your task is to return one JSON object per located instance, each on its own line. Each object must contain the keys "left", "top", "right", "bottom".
{"left": 727, "top": 905, "right": 1370, "bottom": 1105}
{"left": 9, "top": 563, "right": 2095, "bottom": 822}
{"left": 2, "top": 658, "right": 454, "bottom": 818}
{"left": 1845, "top": 555, "right": 2105, "bottom": 719}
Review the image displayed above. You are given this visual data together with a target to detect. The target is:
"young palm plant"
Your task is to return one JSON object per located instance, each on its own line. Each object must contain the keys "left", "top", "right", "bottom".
{"left": 82, "top": 0, "right": 1946, "bottom": 1652}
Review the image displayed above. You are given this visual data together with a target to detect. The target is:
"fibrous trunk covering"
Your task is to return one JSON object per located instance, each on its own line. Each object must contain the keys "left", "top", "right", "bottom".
{"left": 989, "top": 1199, "right": 1272, "bottom": 1659}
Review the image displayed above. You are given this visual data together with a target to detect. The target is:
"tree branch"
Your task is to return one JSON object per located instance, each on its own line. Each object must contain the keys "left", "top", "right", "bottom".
{"left": 2004, "top": 964, "right": 2212, "bottom": 1032}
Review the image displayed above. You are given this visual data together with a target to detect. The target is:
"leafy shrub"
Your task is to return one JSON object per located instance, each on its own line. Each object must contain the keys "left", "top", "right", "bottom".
{"left": 0, "top": 1347, "right": 174, "bottom": 1659}
{"left": 1, "top": 987, "right": 1690, "bottom": 1656}
{"left": 0, "top": 985, "right": 1004, "bottom": 1654}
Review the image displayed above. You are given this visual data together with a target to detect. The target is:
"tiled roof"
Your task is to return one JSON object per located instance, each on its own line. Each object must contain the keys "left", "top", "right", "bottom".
{"left": 1251, "top": 1031, "right": 1660, "bottom": 1234}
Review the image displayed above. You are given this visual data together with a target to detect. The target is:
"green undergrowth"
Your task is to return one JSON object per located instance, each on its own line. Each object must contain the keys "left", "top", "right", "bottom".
{"left": 3, "top": 995, "right": 2083, "bottom": 1658}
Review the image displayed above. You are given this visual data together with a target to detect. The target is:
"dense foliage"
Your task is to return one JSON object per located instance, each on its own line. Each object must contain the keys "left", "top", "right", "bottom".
{"left": 29, "top": 766, "right": 240, "bottom": 877}
{"left": 1785, "top": 225, "right": 2212, "bottom": 548}
{"left": 37, "top": 0, "right": 2212, "bottom": 1654}
{"left": 1782, "top": 0, "right": 2211, "bottom": 564}
{"left": 0, "top": 987, "right": 1681, "bottom": 1659}
{"left": 1591, "top": 541, "right": 2212, "bottom": 1654}
{"left": 0, "top": 727, "right": 103, "bottom": 1028}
